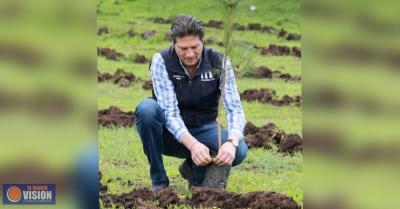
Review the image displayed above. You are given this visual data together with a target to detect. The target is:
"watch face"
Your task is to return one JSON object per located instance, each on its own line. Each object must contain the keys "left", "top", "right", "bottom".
{"left": 233, "top": 140, "right": 238, "bottom": 147}
{"left": 228, "top": 139, "right": 238, "bottom": 147}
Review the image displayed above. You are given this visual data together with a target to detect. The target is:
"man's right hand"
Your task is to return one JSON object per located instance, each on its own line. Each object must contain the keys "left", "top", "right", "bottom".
{"left": 189, "top": 142, "right": 212, "bottom": 166}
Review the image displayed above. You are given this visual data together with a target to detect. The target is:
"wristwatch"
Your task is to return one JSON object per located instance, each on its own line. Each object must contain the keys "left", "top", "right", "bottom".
{"left": 226, "top": 138, "right": 238, "bottom": 148}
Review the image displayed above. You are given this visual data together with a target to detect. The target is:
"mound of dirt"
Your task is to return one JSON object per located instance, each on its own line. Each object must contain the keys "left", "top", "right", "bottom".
{"left": 259, "top": 44, "right": 302, "bottom": 58}
{"left": 98, "top": 106, "right": 135, "bottom": 127}
{"left": 127, "top": 29, "right": 136, "bottom": 37}
{"left": 262, "top": 25, "right": 277, "bottom": 33}
{"left": 132, "top": 54, "right": 149, "bottom": 64}
{"left": 97, "top": 47, "right": 125, "bottom": 61}
{"left": 286, "top": 33, "right": 301, "bottom": 41}
{"left": 100, "top": 177, "right": 181, "bottom": 209}
{"left": 261, "top": 44, "right": 291, "bottom": 56}
{"left": 276, "top": 133, "right": 303, "bottom": 154}
{"left": 243, "top": 66, "right": 302, "bottom": 82}
{"left": 278, "top": 29, "right": 301, "bottom": 41}
{"left": 240, "top": 88, "right": 275, "bottom": 102}
{"left": 247, "top": 23, "right": 262, "bottom": 30}
{"left": 244, "top": 122, "right": 303, "bottom": 153}
{"left": 164, "top": 33, "right": 172, "bottom": 41}
{"left": 190, "top": 187, "right": 300, "bottom": 209}
{"left": 99, "top": 175, "right": 301, "bottom": 209}
{"left": 97, "top": 26, "right": 109, "bottom": 35}
{"left": 143, "top": 80, "right": 153, "bottom": 90}
{"left": 243, "top": 66, "right": 273, "bottom": 78}
{"left": 98, "top": 69, "right": 137, "bottom": 87}
{"left": 240, "top": 88, "right": 302, "bottom": 106}
{"left": 292, "top": 46, "right": 301, "bottom": 57}
{"left": 151, "top": 17, "right": 173, "bottom": 24}
{"left": 113, "top": 69, "right": 136, "bottom": 87}
{"left": 278, "top": 28, "right": 288, "bottom": 38}
{"left": 205, "top": 37, "right": 215, "bottom": 45}
{"left": 232, "top": 23, "right": 246, "bottom": 31}
{"left": 203, "top": 19, "right": 223, "bottom": 29}
{"left": 97, "top": 71, "right": 113, "bottom": 82}
{"left": 141, "top": 30, "right": 156, "bottom": 40}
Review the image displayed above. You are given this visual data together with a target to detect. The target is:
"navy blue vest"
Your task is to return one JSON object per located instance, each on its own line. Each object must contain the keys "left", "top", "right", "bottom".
{"left": 152, "top": 46, "right": 223, "bottom": 127}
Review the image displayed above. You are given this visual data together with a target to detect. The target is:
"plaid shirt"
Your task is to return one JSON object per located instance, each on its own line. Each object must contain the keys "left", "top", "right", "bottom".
{"left": 150, "top": 52, "right": 246, "bottom": 143}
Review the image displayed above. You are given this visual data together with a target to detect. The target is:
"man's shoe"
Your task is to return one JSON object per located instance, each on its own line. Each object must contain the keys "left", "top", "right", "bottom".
{"left": 151, "top": 184, "right": 168, "bottom": 192}
{"left": 179, "top": 160, "right": 196, "bottom": 188}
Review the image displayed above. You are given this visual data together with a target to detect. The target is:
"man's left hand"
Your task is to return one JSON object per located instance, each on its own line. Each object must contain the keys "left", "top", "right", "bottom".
{"left": 214, "top": 142, "right": 236, "bottom": 166}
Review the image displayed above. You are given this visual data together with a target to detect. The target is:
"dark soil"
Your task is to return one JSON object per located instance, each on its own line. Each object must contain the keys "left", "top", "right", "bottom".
{"left": 127, "top": 29, "right": 136, "bottom": 37}
{"left": 149, "top": 16, "right": 298, "bottom": 40}
{"left": 98, "top": 106, "right": 135, "bottom": 127}
{"left": 243, "top": 66, "right": 273, "bottom": 78}
{"left": 100, "top": 171, "right": 181, "bottom": 209}
{"left": 132, "top": 54, "right": 149, "bottom": 64}
{"left": 97, "top": 71, "right": 113, "bottom": 82}
{"left": 205, "top": 20, "right": 275, "bottom": 32}
{"left": 203, "top": 19, "right": 223, "bottom": 29}
{"left": 99, "top": 175, "right": 301, "bottom": 209}
{"left": 232, "top": 23, "right": 246, "bottom": 31}
{"left": 277, "top": 28, "right": 301, "bottom": 41}
{"left": 247, "top": 23, "right": 262, "bottom": 30}
{"left": 98, "top": 70, "right": 153, "bottom": 89}
{"left": 151, "top": 17, "right": 173, "bottom": 24}
{"left": 164, "top": 33, "right": 172, "bottom": 41}
{"left": 143, "top": 80, "right": 153, "bottom": 90}
{"left": 278, "top": 28, "right": 288, "bottom": 38}
{"left": 260, "top": 44, "right": 291, "bottom": 56}
{"left": 244, "top": 122, "right": 303, "bottom": 153}
{"left": 97, "top": 47, "right": 125, "bottom": 61}
{"left": 244, "top": 66, "right": 301, "bottom": 81}
{"left": 261, "top": 25, "right": 277, "bottom": 33}
{"left": 190, "top": 187, "right": 300, "bottom": 209}
{"left": 97, "top": 26, "right": 109, "bottom": 35}
{"left": 259, "top": 44, "right": 302, "bottom": 58}
{"left": 141, "top": 30, "right": 156, "bottom": 40}
{"left": 205, "top": 37, "right": 215, "bottom": 45}
{"left": 240, "top": 88, "right": 301, "bottom": 107}
{"left": 276, "top": 133, "right": 303, "bottom": 154}
{"left": 113, "top": 69, "right": 136, "bottom": 87}
{"left": 98, "top": 69, "right": 137, "bottom": 87}
{"left": 286, "top": 33, "right": 301, "bottom": 41}
{"left": 292, "top": 46, "right": 301, "bottom": 57}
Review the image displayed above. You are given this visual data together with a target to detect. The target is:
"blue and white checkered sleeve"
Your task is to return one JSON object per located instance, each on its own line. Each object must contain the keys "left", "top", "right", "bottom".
{"left": 222, "top": 57, "right": 246, "bottom": 140}
{"left": 150, "top": 53, "right": 189, "bottom": 143}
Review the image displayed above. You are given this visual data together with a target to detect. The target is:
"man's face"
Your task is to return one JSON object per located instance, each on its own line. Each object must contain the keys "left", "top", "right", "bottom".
{"left": 174, "top": 36, "right": 203, "bottom": 68}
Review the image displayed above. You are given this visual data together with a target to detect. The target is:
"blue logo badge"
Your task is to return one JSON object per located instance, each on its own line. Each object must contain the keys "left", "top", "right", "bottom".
{"left": 3, "top": 184, "right": 56, "bottom": 204}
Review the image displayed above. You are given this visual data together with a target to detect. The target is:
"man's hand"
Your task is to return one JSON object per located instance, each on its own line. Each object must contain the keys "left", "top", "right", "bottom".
{"left": 189, "top": 142, "right": 212, "bottom": 166}
{"left": 214, "top": 142, "right": 236, "bottom": 166}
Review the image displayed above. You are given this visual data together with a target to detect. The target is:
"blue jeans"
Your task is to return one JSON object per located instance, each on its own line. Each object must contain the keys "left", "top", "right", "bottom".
{"left": 135, "top": 98, "right": 248, "bottom": 186}
{"left": 73, "top": 143, "right": 99, "bottom": 209}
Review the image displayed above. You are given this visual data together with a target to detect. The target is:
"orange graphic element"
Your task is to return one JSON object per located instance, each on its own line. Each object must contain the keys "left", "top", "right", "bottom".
{"left": 7, "top": 186, "right": 22, "bottom": 202}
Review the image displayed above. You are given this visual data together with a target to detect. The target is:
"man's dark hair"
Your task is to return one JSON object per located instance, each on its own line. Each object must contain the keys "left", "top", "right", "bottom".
{"left": 170, "top": 14, "right": 204, "bottom": 43}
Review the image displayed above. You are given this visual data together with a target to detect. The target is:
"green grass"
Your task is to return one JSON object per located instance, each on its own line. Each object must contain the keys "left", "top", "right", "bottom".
{"left": 98, "top": 0, "right": 302, "bottom": 208}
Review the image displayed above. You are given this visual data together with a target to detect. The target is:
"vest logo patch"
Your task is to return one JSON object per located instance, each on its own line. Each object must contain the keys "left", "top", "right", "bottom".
{"left": 173, "top": 74, "right": 185, "bottom": 80}
{"left": 201, "top": 71, "right": 215, "bottom": 81}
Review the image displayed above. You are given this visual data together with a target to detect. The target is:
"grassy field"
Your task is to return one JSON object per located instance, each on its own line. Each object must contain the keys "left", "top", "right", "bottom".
{"left": 98, "top": 0, "right": 302, "bottom": 207}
